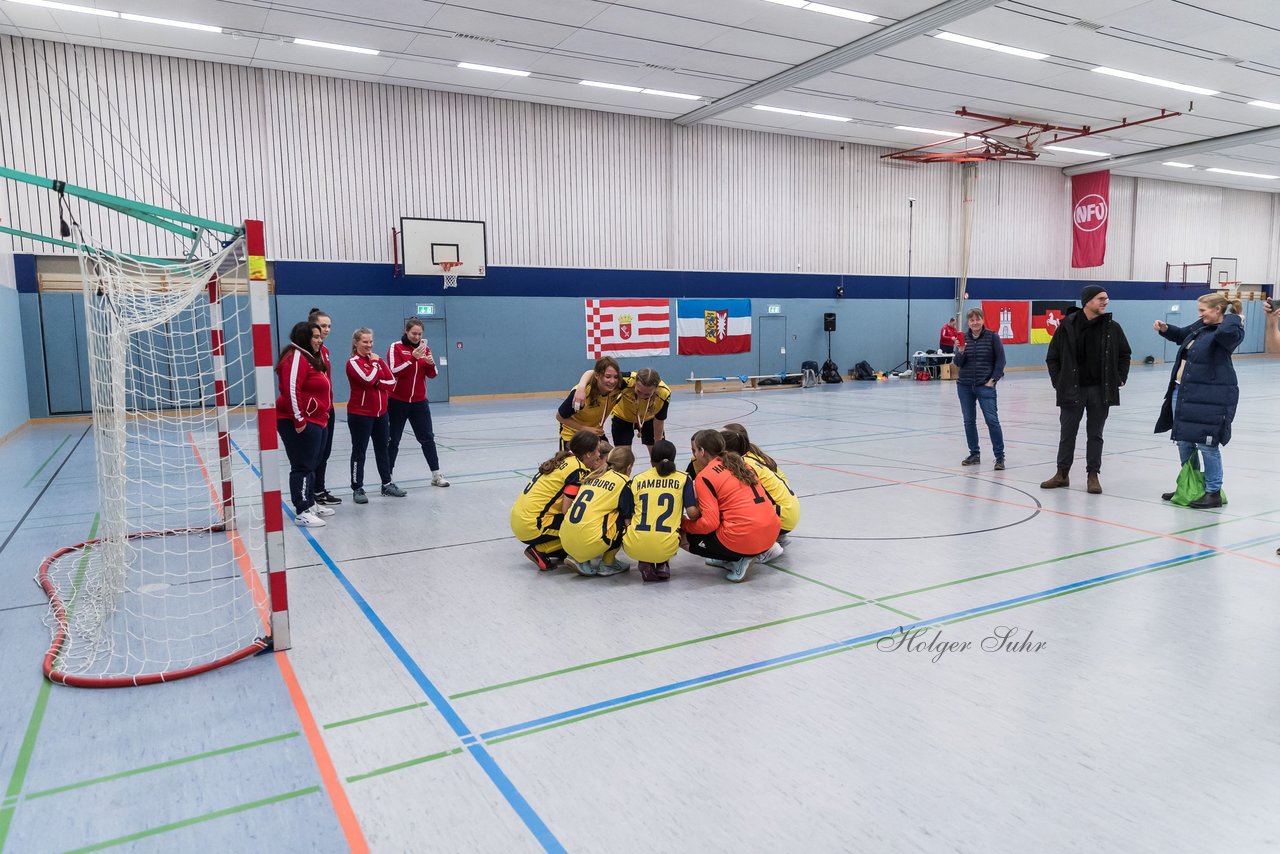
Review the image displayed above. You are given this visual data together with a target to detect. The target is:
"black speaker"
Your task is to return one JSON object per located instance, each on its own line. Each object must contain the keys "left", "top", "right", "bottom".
{"left": 823, "top": 312, "right": 837, "bottom": 332}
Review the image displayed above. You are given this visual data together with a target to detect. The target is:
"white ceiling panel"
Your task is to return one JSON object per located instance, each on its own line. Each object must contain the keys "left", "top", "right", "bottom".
{"left": 4, "top": 0, "right": 1280, "bottom": 191}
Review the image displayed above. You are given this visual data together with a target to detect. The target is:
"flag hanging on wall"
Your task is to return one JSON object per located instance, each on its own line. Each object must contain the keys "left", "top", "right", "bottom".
{"left": 1071, "top": 171, "right": 1110, "bottom": 268}
{"left": 1031, "top": 301, "right": 1074, "bottom": 344}
{"left": 980, "top": 300, "right": 1030, "bottom": 345}
{"left": 676, "top": 299, "right": 752, "bottom": 355}
{"left": 585, "top": 299, "right": 671, "bottom": 358}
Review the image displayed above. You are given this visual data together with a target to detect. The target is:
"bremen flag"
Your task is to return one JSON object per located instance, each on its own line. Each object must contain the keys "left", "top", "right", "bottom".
{"left": 585, "top": 299, "right": 670, "bottom": 358}
{"left": 980, "top": 300, "right": 1030, "bottom": 345}
{"left": 677, "top": 299, "right": 751, "bottom": 355}
{"left": 1031, "top": 301, "right": 1074, "bottom": 344}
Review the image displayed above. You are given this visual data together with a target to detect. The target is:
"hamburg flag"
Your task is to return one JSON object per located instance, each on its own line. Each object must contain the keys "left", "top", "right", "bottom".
{"left": 676, "top": 299, "right": 752, "bottom": 355}
{"left": 1031, "top": 301, "right": 1074, "bottom": 344}
{"left": 585, "top": 299, "right": 671, "bottom": 358}
{"left": 980, "top": 300, "right": 1030, "bottom": 345}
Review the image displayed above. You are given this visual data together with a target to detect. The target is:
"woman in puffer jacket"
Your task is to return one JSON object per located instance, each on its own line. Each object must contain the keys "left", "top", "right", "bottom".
{"left": 1152, "top": 291, "right": 1244, "bottom": 509}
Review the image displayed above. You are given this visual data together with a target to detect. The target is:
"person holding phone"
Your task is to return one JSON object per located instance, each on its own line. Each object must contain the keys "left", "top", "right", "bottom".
{"left": 387, "top": 317, "right": 449, "bottom": 488}
{"left": 1264, "top": 297, "right": 1280, "bottom": 354}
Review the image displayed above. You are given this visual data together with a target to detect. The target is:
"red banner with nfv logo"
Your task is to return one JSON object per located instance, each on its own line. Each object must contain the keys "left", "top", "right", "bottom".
{"left": 1071, "top": 171, "right": 1110, "bottom": 268}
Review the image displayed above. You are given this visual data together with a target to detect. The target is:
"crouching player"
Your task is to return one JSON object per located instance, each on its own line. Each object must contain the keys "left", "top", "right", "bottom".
{"left": 510, "top": 431, "right": 602, "bottom": 570}
{"left": 561, "top": 447, "right": 635, "bottom": 577}
{"left": 619, "top": 440, "right": 700, "bottom": 582}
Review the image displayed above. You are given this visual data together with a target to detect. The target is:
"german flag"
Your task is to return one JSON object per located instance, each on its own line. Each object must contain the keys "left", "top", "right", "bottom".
{"left": 1031, "top": 301, "right": 1073, "bottom": 344}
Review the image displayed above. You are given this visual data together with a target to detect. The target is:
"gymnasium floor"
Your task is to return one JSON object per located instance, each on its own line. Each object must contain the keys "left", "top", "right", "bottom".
{"left": 2, "top": 361, "right": 1279, "bottom": 853}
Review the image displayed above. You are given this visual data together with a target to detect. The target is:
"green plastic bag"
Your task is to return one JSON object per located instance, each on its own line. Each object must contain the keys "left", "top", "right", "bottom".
{"left": 1170, "top": 458, "right": 1227, "bottom": 506}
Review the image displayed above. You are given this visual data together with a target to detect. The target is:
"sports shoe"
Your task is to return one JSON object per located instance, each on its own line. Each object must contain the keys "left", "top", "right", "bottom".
{"left": 654, "top": 562, "right": 671, "bottom": 580}
{"left": 994, "top": 459, "right": 1005, "bottom": 471}
{"left": 431, "top": 472, "right": 450, "bottom": 487}
{"left": 312, "top": 505, "right": 336, "bottom": 517}
{"left": 758, "top": 543, "right": 784, "bottom": 563}
{"left": 315, "top": 491, "right": 342, "bottom": 505}
{"left": 961, "top": 453, "right": 980, "bottom": 466}
{"left": 638, "top": 561, "right": 660, "bottom": 582}
{"left": 295, "top": 510, "right": 326, "bottom": 528}
{"left": 595, "top": 559, "right": 629, "bottom": 577}
{"left": 523, "top": 545, "right": 550, "bottom": 571}
{"left": 1161, "top": 491, "right": 1175, "bottom": 501}
{"left": 381, "top": 483, "right": 407, "bottom": 497}
{"left": 352, "top": 488, "right": 368, "bottom": 505}
{"left": 571, "top": 557, "right": 599, "bottom": 576}
{"left": 705, "top": 558, "right": 731, "bottom": 568}
{"left": 776, "top": 532, "right": 790, "bottom": 546}
{"left": 725, "top": 555, "right": 755, "bottom": 583}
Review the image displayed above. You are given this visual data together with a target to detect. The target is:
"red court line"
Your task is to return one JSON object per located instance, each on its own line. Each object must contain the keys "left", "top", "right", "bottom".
{"left": 190, "top": 434, "right": 370, "bottom": 853}
{"left": 785, "top": 458, "right": 1280, "bottom": 569}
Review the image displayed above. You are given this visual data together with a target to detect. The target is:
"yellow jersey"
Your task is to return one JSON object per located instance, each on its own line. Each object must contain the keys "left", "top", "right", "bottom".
{"left": 620, "top": 466, "right": 698, "bottom": 563}
{"left": 560, "top": 469, "right": 630, "bottom": 561}
{"left": 611, "top": 376, "right": 671, "bottom": 426}
{"left": 557, "top": 386, "right": 619, "bottom": 444}
{"left": 510, "top": 456, "right": 589, "bottom": 542}
{"left": 745, "top": 457, "right": 799, "bottom": 532}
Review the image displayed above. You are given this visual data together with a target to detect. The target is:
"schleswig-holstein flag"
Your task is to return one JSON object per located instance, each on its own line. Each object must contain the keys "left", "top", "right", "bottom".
{"left": 676, "top": 299, "right": 751, "bottom": 355}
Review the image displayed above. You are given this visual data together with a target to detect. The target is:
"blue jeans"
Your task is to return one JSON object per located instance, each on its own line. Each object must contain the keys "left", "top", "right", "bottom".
{"left": 1171, "top": 388, "right": 1224, "bottom": 492}
{"left": 957, "top": 383, "right": 1004, "bottom": 459}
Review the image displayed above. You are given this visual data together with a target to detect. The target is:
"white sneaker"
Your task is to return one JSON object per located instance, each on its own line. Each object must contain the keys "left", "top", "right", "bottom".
{"left": 758, "top": 543, "right": 785, "bottom": 563}
{"left": 295, "top": 510, "right": 326, "bottom": 528}
{"left": 312, "top": 505, "right": 336, "bottom": 517}
{"left": 431, "top": 472, "right": 451, "bottom": 487}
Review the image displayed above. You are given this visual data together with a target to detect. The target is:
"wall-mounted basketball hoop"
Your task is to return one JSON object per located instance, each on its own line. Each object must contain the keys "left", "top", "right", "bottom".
{"left": 438, "top": 260, "right": 462, "bottom": 289}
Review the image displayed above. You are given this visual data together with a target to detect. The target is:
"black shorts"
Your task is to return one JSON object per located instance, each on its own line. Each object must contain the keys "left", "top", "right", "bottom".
{"left": 611, "top": 418, "right": 655, "bottom": 447}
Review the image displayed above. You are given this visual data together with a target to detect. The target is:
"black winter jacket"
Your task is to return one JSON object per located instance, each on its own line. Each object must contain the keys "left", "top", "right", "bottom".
{"left": 1154, "top": 313, "right": 1243, "bottom": 446}
{"left": 1045, "top": 308, "right": 1132, "bottom": 407}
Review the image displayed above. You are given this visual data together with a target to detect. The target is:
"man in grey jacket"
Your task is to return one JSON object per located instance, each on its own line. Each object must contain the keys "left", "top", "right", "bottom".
{"left": 1040, "top": 285, "right": 1132, "bottom": 495}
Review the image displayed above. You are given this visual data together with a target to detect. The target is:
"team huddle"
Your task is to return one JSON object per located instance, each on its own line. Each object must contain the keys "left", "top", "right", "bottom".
{"left": 510, "top": 357, "right": 800, "bottom": 583}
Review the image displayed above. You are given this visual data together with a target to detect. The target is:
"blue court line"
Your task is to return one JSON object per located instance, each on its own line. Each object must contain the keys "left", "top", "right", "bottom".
{"left": 478, "top": 533, "right": 1280, "bottom": 742}
{"left": 231, "top": 439, "right": 566, "bottom": 854}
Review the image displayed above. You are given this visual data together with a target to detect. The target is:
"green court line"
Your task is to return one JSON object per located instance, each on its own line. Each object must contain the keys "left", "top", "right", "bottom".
{"left": 61, "top": 786, "right": 321, "bottom": 853}
{"left": 23, "top": 733, "right": 300, "bottom": 801}
{"left": 323, "top": 701, "right": 431, "bottom": 730}
{"left": 345, "top": 748, "right": 463, "bottom": 784}
{"left": 0, "top": 514, "right": 98, "bottom": 853}
{"left": 770, "top": 567, "right": 921, "bottom": 621}
{"left": 448, "top": 600, "right": 870, "bottom": 700}
{"left": 486, "top": 548, "right": 1226, "bottom": 746}
{"left": 22, "top": 436, "right": 70, "bottom": 488}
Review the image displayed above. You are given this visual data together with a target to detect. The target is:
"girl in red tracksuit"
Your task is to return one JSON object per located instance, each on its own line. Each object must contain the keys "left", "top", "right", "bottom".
{"left": 681, "top": 429, "right": 782, "bottom": 583}
{"left": 387, "top": 317, "right": 449, "bottom": 487}
{"left": 346, "top": 327, "right": 404, "bottom": 504}
{"left": 275, "top": 321, "right": 333, "bottom": 528}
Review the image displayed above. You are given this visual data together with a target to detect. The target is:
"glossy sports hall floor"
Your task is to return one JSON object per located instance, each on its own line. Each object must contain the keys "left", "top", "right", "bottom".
{"left": 2, "top": 361, "right": 1279, "bottom": 853}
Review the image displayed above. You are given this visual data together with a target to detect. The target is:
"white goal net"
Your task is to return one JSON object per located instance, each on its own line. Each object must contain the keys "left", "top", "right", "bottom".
{"left": 39, "top": 227, "right": 273, "bottom": 686}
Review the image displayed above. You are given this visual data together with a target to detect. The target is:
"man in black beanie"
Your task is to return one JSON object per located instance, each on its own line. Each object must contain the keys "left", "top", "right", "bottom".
{"left": 1040, "top": 286, "right": 1131, "bottom": 494}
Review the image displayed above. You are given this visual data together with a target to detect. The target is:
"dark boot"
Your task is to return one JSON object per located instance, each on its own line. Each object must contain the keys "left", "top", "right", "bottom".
{"left": 1087, "top": 473, "right": 1102, "bottom": 495}
{"left": 1040, "top": 469, "right": 1070, "bottom": 489}
{"left": 1161, "top": 491, "right": 1175, "bottom": 501}
{"left": 638, "top": 561, "right": 660, "bottom": 582}
{"left": 655, "top": 562, "right": 671, "bottom": 580}
{"left": 1189, "top": 490, "right": 1222, "bottom": 509}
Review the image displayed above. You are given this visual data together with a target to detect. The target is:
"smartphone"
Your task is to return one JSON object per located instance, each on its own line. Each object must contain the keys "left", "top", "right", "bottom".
{"left": 1267, "top": 298, "right": 1279, "bottom": 311}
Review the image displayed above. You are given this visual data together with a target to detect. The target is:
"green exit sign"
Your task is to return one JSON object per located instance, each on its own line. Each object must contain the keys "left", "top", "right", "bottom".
{"left": 767, "top": 304, "right": 781, "bottom": 314}
{"left": 416, "top": 304, "right": 435, "bottom": 316}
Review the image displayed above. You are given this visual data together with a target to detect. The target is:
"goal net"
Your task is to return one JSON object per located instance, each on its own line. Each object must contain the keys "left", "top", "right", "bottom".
{"left": 38, "top": 224, "right": 279, "bottom": 687}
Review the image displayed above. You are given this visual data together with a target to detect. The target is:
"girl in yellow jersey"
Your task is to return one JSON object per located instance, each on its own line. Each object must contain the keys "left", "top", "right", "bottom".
{"left": 561, "top": 447, "right": 635, "bottom": 577}
{"left": 724, "top": 422, "right": 798, "bottom": 543}
{"left": 510, "top": 431, "right": 602, "bottom": 570}
{"left": 619, "top": 440, "right": 700, "bottom": 582}
{"left": 721, "top": 429, "right": 799, "bottom": 542}
{"left": 555, "top": 357, "right": 621, "bottom": 449}
{"left": 573, "top": 367, "right": 671, "bottom": 449}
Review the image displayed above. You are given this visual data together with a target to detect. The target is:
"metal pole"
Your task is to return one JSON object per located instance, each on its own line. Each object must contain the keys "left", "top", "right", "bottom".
{"left": 905, "top": 198, "right": 915, "bottom": 368}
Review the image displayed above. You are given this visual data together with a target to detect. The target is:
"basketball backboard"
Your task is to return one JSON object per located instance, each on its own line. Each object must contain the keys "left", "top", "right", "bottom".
{"left": 401, "top": 217, "right": 487, "bottom": 278}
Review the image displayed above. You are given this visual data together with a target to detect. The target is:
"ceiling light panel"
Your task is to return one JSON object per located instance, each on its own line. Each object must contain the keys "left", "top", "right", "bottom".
{"left": 1162, "top": 162, "right": 1195, "bottom": 168}
{"left": 753, "top": 104, "right": 849, "bottom": 121}
{"left": 6, "top": 0, "right": 117, "bottom": 17}
{"left": 458, "top": 62, "right": 529, "bottom": 76}
{"left": 933, "top": 31, "right": 1047, "bottom": 60}
{"left": 580, "top": 81, "right": 643, "bottom": 92}
{"left": 120, "top": 13, "right": 221, "bottom": 33}
{"left": 1045, "top": 146, "right": 1109, "bottom": 156}
{"left": 1204, "top": 167, "right": 1278, "bottom": 180}
{"left": 1091, "top": 67, "right": 1217, "bottom": 96}
{"left": 804, "top": 3, "right": 876, "bottom": 22}
{"left": 294, "top": 38, "right": 379, "bottom": 56}
{"left": 1247, "top": 100, "right": 1280, "bottom": 111}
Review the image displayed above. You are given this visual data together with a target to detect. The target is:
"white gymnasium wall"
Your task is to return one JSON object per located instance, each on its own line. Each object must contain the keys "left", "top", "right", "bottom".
{"left": 2, "top": 34, "right": 1278, "bottom": 283}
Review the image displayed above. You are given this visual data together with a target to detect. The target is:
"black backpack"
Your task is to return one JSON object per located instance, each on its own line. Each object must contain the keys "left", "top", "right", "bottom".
{"left": 821, "top": 359, "right": 843, "bottom": 383}
{"left": 852, "top": 360, "right": 875, "bottom": 381}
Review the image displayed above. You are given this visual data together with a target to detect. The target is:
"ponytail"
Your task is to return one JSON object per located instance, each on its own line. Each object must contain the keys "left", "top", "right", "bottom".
{"left": 540, "top": 430, "right": 600, "bottom": 474}
{"left": 692, "top": 429, "right": 757, "bottom": 486}
{"left": 650, "top": 439, "right": 678, "bottom": 477}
